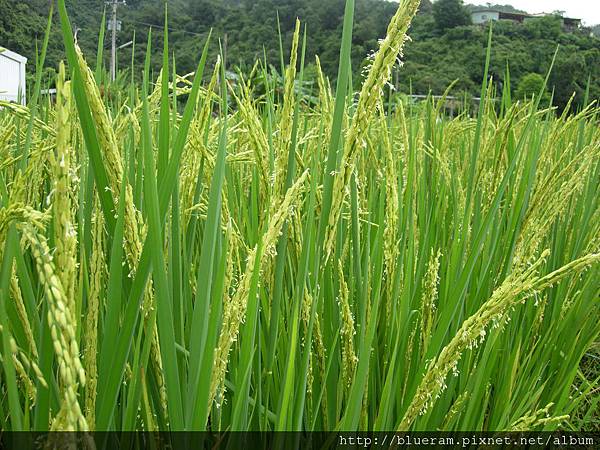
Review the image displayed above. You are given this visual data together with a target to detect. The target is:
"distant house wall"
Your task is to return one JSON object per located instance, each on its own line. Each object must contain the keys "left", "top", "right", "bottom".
{"left": 0, "top": 48, "right": 27, "bottom": 105}
{"left": 471, "top": 11, "right": 500, "bottom": 25}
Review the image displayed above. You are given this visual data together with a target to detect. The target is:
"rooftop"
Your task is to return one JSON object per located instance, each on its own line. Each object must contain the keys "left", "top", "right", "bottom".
{"left": 0, "top": 47, "right": 28, "bottom": 64}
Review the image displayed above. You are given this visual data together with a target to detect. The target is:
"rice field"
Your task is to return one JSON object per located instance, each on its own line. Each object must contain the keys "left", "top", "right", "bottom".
{"left": 0, "top": 0, "right": 598, "bottom": 433}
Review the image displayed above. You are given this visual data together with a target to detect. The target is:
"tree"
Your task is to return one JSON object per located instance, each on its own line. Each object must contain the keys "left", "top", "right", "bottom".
{"left": 1, "top": 0, "right": 599, "bottom": 111}
{"left": 418, "top": 0, "right": 433, "bottom": 14}
{"left": 433, "top": 0, "right": 470, "bottom": 32}
{"left": 515, "top": 73, "right": 550, "bottom": 105}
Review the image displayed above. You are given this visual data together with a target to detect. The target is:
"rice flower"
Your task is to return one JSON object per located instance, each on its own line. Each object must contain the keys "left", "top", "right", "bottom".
{"left": 397, "top": 250, "right": 599, "bottom": 430}
{"left": 20, "top": 225, "right": 88, "bottom": 431}
{"left": 83, "top": 200, "right": 104, "bottom": 429}
{"left": 210, "top": 170, "right": 309, "bottom": 408}
{"left": 324, "top": 0, "right": 422, "bottom": 261}
{"left": 51, "top": 62, "right": 78, "bottom": 308}
{"left": 338, "top": 261, "right": 358, "bottom": 392}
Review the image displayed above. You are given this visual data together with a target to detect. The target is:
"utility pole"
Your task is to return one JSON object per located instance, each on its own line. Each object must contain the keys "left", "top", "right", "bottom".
{"left": 107, "top": 0, "right": 125, "bottom": 81}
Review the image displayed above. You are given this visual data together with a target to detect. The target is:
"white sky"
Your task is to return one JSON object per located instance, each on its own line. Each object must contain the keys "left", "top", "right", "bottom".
{"left": 465, "top": 1, "right": 600, "bottom": 25}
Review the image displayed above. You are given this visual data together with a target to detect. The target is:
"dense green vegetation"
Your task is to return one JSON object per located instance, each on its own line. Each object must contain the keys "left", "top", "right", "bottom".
{"left": 1, "top": 0, "right": 599, "bottom": 111}
{"left": 0, "top": 0, "right": 599, "bottom": 435}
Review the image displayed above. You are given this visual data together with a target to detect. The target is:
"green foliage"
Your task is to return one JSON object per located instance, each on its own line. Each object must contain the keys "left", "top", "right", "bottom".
{"left": 0, "top": 0, "right": 599, "bottom": 435}
{"left": 0, "top": 0, "right": 102, "bottom": 90}
{"left": 515, "top": 73, "right": 550, "bottom": 104}
{"left": 523, "top": 15, "right": 563, "bottom": 40}
{"left": 432, "top": 0, "right": 471, "bottom": 32}
{"left": 1, "top": 0, "right": 599, "bottom": 111}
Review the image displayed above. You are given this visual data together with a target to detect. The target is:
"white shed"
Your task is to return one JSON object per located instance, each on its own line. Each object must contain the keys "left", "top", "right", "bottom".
{"left": 0, "top": 48, "right": 27, "bottom": 105}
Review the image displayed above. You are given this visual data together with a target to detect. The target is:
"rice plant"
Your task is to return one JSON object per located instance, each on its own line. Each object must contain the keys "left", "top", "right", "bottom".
{"left": 0, "top": 0, "right": 598, "bottom": 433}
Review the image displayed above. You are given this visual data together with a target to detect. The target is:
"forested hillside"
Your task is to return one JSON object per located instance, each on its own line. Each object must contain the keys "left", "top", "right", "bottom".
{"left": 1, "top": 0, "right": 599, "bottom": 110}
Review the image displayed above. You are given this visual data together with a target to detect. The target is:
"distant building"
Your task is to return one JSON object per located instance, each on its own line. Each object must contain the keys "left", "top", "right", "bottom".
{"left": 471, "top": 9, "right": 582, "bottom": 31}
{"left": 0, "top": 48, "right": 27, "bottom": 105}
